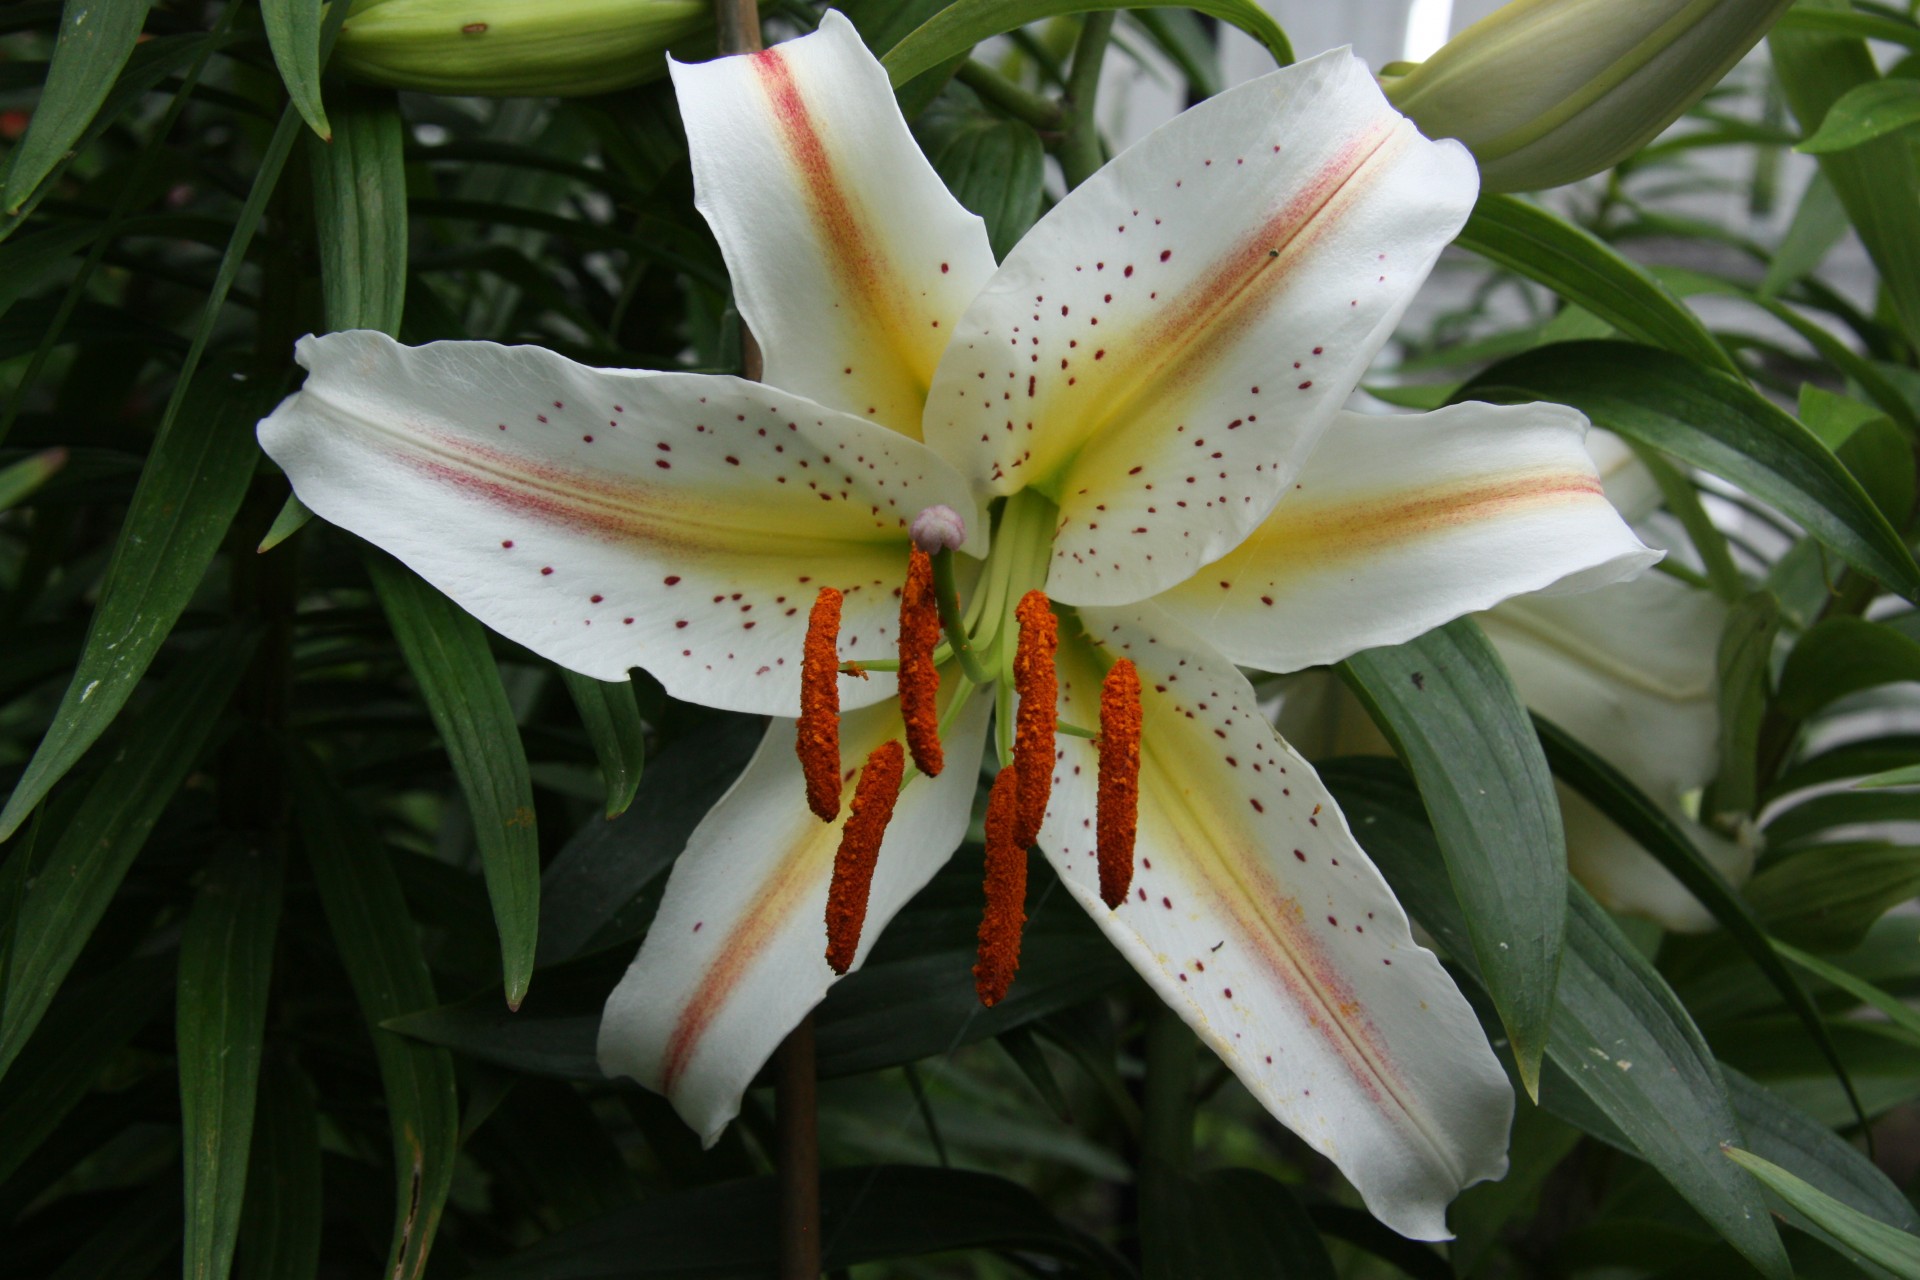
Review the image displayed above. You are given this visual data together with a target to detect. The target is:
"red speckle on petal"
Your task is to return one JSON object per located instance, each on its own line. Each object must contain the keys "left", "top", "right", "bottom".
{"left": 1159, "top": 250, "right": 1172, "bottom": 262}
{"left": 501, "top": 540, "right": 514, "bottom": 548}
{"left": 1249, "top": 798, "right": 1264, "bottom": 813}
{"left": 590, "top": 594, "right": 604, "bottom": 603}
{"left": 541, "top": 567, "right": 554, "bottom": 576}
{"left": 940, "top": 262, "right": 950, "bottom": 273}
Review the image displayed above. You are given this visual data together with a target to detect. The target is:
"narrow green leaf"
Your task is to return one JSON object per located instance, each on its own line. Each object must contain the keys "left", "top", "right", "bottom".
{"left": 1457, "top": 195, "right": 1738, "bottom": 377}
{"left": 1859, "top": 764, "right": 1920, "bottom": 789}
{"left": 0, "top": 958, "right": 170, "bottom": 1186}
{"left": 1, "top": 0, "right": 153, "bottom": 216}
{"left": 1632, "top": 446, "right": 1744, "bottom": 600}
{"left": 926, "top": 116, "right": 1046, "bottom": 261}
{"left": 1711, "top": 593, "right": 1780, "bottom": 817}
{"left": 1765, "top": 790, "right": 1920, "bottom": 851}
{"left": 1728, "top": 1066, "right": 1919, "bottom": 1233}
{"left": 288, "top": 748, "right": 458, "bottom": 1280}
{"left": 235, "top": 1059, "right": 323, "bottom": 1280}
{"left": 558, "top": 668, "right": 646, "bottom": 819}
{"left": 0, "top": 360, "right": 278, "bottom": 840}
{"left": 1772, "top": 3, "right": 1920, "bottom": 343}
{"left": 1774, "top": 939, "right": 1920, "bottom": 1050}
{"left": 1727, "top": 1147, "right": 1920, "bottom": 1279}
{"left": 1458, "top": 341, "right": 1920, "bottom": 603}
{"left": 1746, "top": 843, "right": 1920, "bottom": 953}
{"left": 262, "top": 0, "right": 330, "bottom": 140}
{"left": 1777, "top": 617, "right": 1920, "bottom": 720}
{"left": 1775, "top": 7, "right": 1920, "bottom": 51}
{"left": 1326, "top": 760, "right": 1791, "bottom": 1279}
{"left": 1760, "top": 171, "right": 1847, "bottom": 297}
{"left": 179, "top": 842, "right": 285, "bottom": 1280}
{"left": 0, "top": 447, "right": 66, "bottom": 512}
{"left": 46, "top": 1175, "right": 182, "bottom": 1280}
{"left": 1798, "top": 78, "right": 1920, "bottom": 153}
{"left": 881, "top": 0, "right": 1293, "bottom": 87}
{"left": 256, "top": 493, "right": 314, "bottom": 554}
{"left": 369, "top": 554, "right": 539, "bottom": 1007}
{"left": 1533, "top": 715, "right": 1870, "bottom": 1138}
{"left": 307, "top": 90, "right": 407, "bottom": 334}
{"left": 0, "top": 627, "right": 257, "bottom": 1083}
{"left": 1342, "top": 618, "right": 1562, "bottom": 1099}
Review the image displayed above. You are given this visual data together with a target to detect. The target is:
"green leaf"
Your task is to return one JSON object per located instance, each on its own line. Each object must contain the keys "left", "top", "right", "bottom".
{"left": 1326, "top": 760, "right": 1791, "bottom": 1279}
{"left": 469, "top": 1165, "right": 1121, "bottom": 1277}
{"left": 1746, "top": 844, "right": 1920, "bottom": 953}
{"left": 1773, "top": 939, "right": 1920, "bottom": 1051}
{"left": 1775, "top": 7, "right": 1920, "bottom": 52}
{"left": 289, "top": 748, "right": 458, "bottom": 1280}
{"left": 926, "top": 116, "right": 1046, "bottom": 261}
{"left": 369, "top": 553, "right": 540, "bottom": 1008}
{"left": 0, "top": 958, "right": 170, "bottom": 1186}
{"left": 1728, "top": 1066, "right": 1919, "bottom": 1235}
{"left": 1766, "top": 790, "right": 1920, "bottom": 851}
{"left": 1456, "top": 195, "right": 1739, "bottom": 377}
{"left": 0, "top": 360, "right": 279, "bottom": 841}
{"left": 307, "top": 90, "right": 407, "bottom": 335}
{"left": 558, "top": 669, "right": 647, "bottom": 820}
{"left": 1777, "top": 617, "right": 1920, "bottom": 720}
{"left": 1711, "top": 593, "right": 1779, "bottom": 817}
{"left": 261, "top": 0, "right": 331, "bottom": 141}
{"left": 1726, "top": 1147, "right": 1920, "bottom": 1279}
{"left": 1859, "top": 764, "right": 1920, "bottom": 789}
{"left": 0, "top": 626, "right": 257, "bottom": 1083}
{"left": 1, "top": 0, "right": 153, "bottom": 216}
{"left": 0, "top": 447, "right": 66, "bottom": 512}
{"left": 1798, "top": 78, "right": 1920, "bottom": 153}
{"left": 1772, "top": 3, "right": 1920, "bottom": 343}
{"left": 235, "top": 1058, "right": 323, "bottom": 1280}
{"left": 179, "top": 842, "right": 284, "bottom": 1280}
{"left": 1145, "top": 1167, "right": 1336, "bottom": 1280}
{"left": 256, "top": 493, "right": 315, "bottom": 554}
{"left": 1342, "top": 618, "right": 1562, "bottom": 1100}
{"left": 1533, "top": 715, "right": 1869, "bottom": 1137}
{"left": 881, "top": 0, "right": 1293, "bottom": 87}
{"left": 1458, "top": 341, "right": 1920, "bottom": 603}
{"left": 1760, "top": 171, "right": 1848, "bottom": 297}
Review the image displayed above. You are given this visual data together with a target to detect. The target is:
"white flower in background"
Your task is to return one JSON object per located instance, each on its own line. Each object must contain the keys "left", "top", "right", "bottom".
{"left": 257, "top": 13, "right": 1659, "bottom": 1238}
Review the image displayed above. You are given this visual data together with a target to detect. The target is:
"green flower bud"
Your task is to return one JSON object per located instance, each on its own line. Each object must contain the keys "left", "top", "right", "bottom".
{"left": 332, "top": 0, "right": 712, "bottom": 97}
{"left": 1383, "top": 0, "right": 1791, "bottom": 191}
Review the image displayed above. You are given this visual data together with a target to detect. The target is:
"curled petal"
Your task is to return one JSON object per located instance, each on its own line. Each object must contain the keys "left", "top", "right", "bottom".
{"left": 672, "top": 11, "right": 997, "bottom": 438}
{"left": 1150, "top": 402, "right": 1659, "bottom": 674}
{"left": 258, "top": 331, "right": 978, "bottom": 716}
{"left": 923, "top": 49, "right": 1477, "bottom": 605}
{"left": 598, "top": 685, "right": 991, "bottom": 1143}
{"left": 1042, "top": 605, "right": 1512, "bottom": 1240}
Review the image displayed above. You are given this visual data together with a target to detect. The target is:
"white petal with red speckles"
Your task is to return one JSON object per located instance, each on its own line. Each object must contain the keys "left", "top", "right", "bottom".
{"left": 597, "top": 686, "right": 990, "bottom": 1142}
{"left": 921, "top": 48, "right": 1477, "bottom": 606}
{"left": 1150, "top": 402, "right": 1659, "bottom": 674}
{"left": 672, "top": 11, "right": 996, "bottom": 440}
{"left": 258, "top": 331, "right": 980, "bottom": 716}
{"left": 1042, "top": 605, "right": 1512, "bottom": 1240}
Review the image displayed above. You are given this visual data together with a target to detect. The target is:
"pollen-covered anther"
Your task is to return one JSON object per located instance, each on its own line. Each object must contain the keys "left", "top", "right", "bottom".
{"left": 1096, "top": 659, "right": 1142, "bottom": 910}
{"left": 824, "top": 739, "right": 906, "bottom": 975}
{"left": 1011, "top": 590, "right": 1058, "bottom": 848}
{"left": 973, "top": 768, "right": 1027, "bottom": 1007}
{"left": 897, "top": 548, "right": 943, "bottom": 776}
{"left": 797, "top": 586, "right": 844, "bottom": 822}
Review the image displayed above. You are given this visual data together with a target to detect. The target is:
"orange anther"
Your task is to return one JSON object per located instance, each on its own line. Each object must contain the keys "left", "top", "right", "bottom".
{"left": 1011, "top": 590, "right": 1057, "bottom": 848}
{"left": 973, "top": 768, "right": 1026, "bottom": 1007}
{"left": 897, "top": 548, "right": 943, "bottom": 777}
{"left": 1097, "top": 659, "right": 1142, "bottom": 910}
{"left": 824, "top": 739, "right": 906, "bottom": 975}
{"left": 797, "top": 586, "right": 844, "bottom": 821}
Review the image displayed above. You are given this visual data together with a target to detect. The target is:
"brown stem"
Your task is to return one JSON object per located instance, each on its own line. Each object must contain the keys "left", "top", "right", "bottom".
{"left": 715, "top": 0, "right": 763, "bottom": 55}
{"left": 774, "top": 1014, "right": 821, "bottom": 1279}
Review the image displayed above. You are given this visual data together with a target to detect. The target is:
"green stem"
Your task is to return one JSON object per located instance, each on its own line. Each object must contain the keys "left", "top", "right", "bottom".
{"left": 1140, "top": 1003, "right": 1196, "bottom": 1175}
{"left": 1057, "top": 13, "right": 1116, "bottom": 190}
{"left": 955, "top": 60, "right": 1064, "bottom": 134}
{"left": 932, "top": 548, "right": 993, "bottom": 685}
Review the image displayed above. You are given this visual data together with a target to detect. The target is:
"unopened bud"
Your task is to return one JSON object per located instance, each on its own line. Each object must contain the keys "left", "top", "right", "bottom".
{"left": 910, "top": 505, "right": 967, "bottom": 554}
{"left": 332, "top": 0, "right": 711, "bottom": 97}
{"left": 1384, "top": 0, "right": 1792, "bottom": 191}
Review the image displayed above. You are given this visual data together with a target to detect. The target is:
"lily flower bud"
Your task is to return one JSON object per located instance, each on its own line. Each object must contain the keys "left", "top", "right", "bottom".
{"left": 332, "top": 0, "right": 711, "bottom": 97}
{"left": 1383, "top": 0, "right": 1791, "bottom": 191}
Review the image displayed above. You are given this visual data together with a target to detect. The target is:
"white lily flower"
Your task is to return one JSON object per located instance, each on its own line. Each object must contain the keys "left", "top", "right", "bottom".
{"left": 257, "top": 13, "right": 1659, "bottom": 1239}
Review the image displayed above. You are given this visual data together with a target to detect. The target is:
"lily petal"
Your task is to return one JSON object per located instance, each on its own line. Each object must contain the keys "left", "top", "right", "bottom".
{"left": 597, "top": 685, "right": 991, "bottom": 1143}
{"left": 1150, "top": 402, "right": 1659, "bottom": 674}
{"left": 259, "top": 330, "right": 979, "bottom": 716}
{"left": 672, "top": 11, "right": 997, "bottom": 439}
{"left": 921, "top": 48, "right": 1477, "bottom": 606}
{"left": 1044, "top": 604, "right": 1512, "bottom": 1240}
